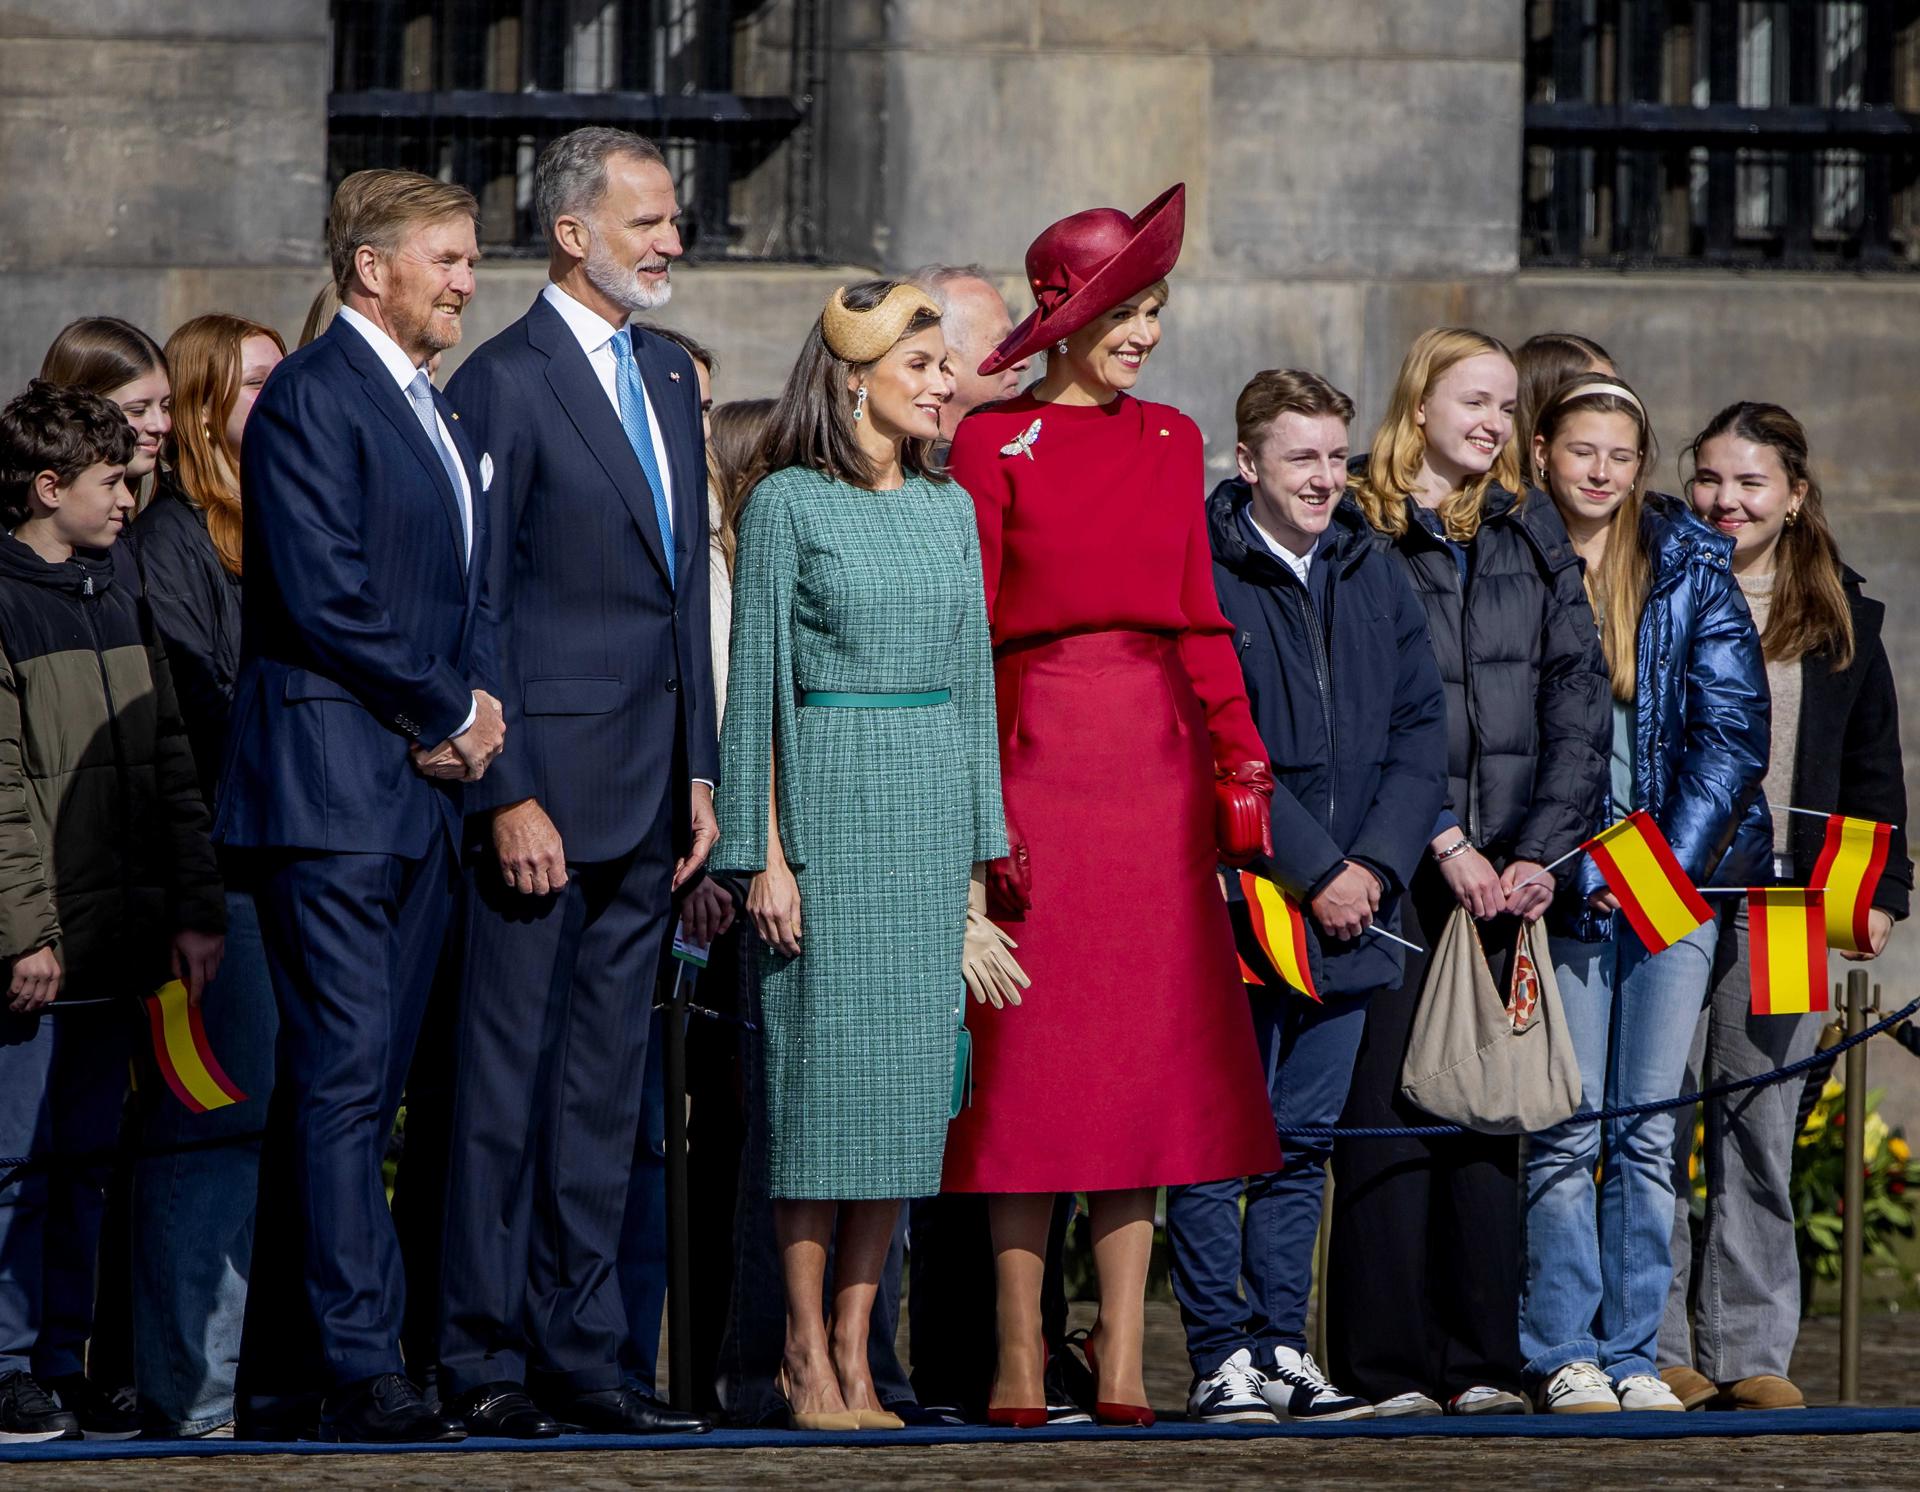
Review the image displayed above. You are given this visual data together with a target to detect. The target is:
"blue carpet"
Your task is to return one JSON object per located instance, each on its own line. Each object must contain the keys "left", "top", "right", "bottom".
{"left": 5, "top": 1407, "right": 1919, "bottom": 1460}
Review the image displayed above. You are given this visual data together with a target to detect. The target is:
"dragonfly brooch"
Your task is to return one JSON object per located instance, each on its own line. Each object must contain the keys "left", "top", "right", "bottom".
{"left": 999, "top": 418, "right": 1042, "bottom": 460}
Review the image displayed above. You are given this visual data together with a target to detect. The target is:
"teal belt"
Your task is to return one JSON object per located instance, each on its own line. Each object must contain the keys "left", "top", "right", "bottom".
{"left": 802, "top": 689, "right": 950, "bottom": 708}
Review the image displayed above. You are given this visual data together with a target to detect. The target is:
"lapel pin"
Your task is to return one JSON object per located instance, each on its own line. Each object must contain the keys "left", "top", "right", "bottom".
{"left": 1158, "top": 427, "right": 1169, "bottom": 436}
{"left": 450, "top": 411, "right": 459, "bottom": 420}
{"left": 669, "top": 371, "right": 681, "bottom": 382}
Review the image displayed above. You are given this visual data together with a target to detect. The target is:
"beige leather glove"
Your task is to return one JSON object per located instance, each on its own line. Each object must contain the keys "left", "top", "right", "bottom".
{"left": 964, "top": 867, "right": 1029, "bottom": 1010}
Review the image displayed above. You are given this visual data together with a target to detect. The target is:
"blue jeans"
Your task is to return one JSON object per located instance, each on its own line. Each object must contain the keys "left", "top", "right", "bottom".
{"left": 0, "top": 1001, "right": 135, "bottom": 1379}
{"left": 130, "top": 891, "right": 278, "bottom": 1433}
{"left": 1521, "top": 920, "right": 1718, "bottom": 1384}
{"left": 1166, "top": 988, "right": 1370, "bottom": 1377}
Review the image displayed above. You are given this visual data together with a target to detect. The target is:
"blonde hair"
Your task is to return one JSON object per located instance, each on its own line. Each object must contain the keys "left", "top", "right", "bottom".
{"left": 1351, "top": 327, "right": 1524, "bottom": 541}
{"left": 327, "top": 170, "right": 478, "bottom": 296}
{"left": 165, "top": 314, "right": 287, "bottom": 577}
{"left": 1534, "top": 371, "right": 1657, "bottom": 701}
{"left": 299, "top": 281, "right": 341, "bottom": 347}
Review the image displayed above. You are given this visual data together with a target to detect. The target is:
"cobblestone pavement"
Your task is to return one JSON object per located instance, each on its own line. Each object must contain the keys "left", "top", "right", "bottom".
{"left": 9, "top": 1309, "right": 1918, "bottom": 1490}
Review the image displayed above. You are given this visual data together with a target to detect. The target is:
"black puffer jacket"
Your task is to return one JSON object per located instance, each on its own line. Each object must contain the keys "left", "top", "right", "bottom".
{"left": 128, "top": 471, "right": 241, "bottom": 810}
{"left": 1376, "top": 487, "right": 1611, "bottom": 880}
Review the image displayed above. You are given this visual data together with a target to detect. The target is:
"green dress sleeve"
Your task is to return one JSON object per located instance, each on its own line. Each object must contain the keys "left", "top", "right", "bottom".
{"left": 954, "top": 497, "right": 1009, "bottom": 863}
{"left": 715, "top": 471, "right": 804, "bottom": 876}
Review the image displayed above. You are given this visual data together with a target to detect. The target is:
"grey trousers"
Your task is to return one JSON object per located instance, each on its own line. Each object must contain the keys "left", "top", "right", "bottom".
{"left": 1658, "top": 901, "right": 1824, "bottom": 1381}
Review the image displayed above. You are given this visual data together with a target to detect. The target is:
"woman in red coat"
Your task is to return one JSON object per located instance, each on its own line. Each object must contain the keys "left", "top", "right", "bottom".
{"left": 942, "top": 184, "right": 1282, "bottom": 1425}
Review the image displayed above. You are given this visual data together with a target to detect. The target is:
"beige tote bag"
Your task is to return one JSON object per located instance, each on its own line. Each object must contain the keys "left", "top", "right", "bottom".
{"left": 1399, "top": 907, "right": 1581, "bottom": 1135}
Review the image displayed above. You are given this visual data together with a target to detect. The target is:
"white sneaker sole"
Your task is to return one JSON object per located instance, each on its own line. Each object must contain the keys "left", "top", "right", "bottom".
{"left": 1373, "top": 1401, "right": 1442, "bottom": 1419}
{"left": 0, "top": 1430, "right": 77, "bottom": 1443}
{"left": 1272, "top": 1403, "right": 1375, "bottom": 1423}
{"left": 81, "top": 1428, "right": 144, "bottom": 1440}
{"left": 1546, "top": 1399, "right": 1621, "bottom": 1414}
{"left": 1618, "top": 1401, "right": 1685, "bottom": 1412}
{"left": 1193, "top": 1407, "right": 1280, "bottom": 1425}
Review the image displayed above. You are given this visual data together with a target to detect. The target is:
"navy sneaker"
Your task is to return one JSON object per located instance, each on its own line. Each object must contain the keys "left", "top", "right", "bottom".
{"left": 1186, "top": 1348, "right": 1278, "bottom": 1425}
{"left": 1045, "top": 1349, "right": 1092, "bottom": 1425}
{"left": 1259, "top": 1347, "right": 1373, "bottom": 1421}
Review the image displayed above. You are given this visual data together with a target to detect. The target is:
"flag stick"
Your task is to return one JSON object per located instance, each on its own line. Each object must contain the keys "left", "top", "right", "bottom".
{"left": 1511, "top": 842, "right": 1589, "bottom": 893}
{"left": 1363, "top": 924, "right": 1424, "bottom": 954}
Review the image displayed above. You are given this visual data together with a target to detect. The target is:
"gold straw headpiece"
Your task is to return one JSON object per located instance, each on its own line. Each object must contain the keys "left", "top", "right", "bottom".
{"left": 819, "top": 284, "right": 942, "bottom": 364}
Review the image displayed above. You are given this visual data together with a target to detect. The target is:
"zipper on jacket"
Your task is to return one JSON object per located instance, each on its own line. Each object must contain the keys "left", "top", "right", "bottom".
{"left": 1279, "top": 566, "right": 1340, "bottom": 832}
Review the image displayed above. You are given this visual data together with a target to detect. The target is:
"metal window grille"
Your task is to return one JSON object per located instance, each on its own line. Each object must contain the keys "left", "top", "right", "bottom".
{"left": 327, "top": 0, "right": 823, "bottom": 260}
{"left": 1523, "top": 0, "right": 1919, "bottom": 268}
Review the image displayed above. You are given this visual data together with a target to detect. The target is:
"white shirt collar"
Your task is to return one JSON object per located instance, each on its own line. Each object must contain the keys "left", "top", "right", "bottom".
{"left": 1248, "top": 511, "right": 1319, "bottom": 579}
{"left": 335, "top": 304, "right": 432, "bottom": 390}
{"left": 541, "top": 282, "right": 627, "bottom": 358}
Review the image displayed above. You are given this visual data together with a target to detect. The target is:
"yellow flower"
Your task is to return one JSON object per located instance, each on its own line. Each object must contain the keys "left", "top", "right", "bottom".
{"left": 1891, "top": 1136, "right": 1910, "bottom": 1163}
{"left": 1823, "top": 1077, "right": 1846, "bottom": 1101}
{"left": 1867, "top": 1113, "right": 1890, "bottom": 1155}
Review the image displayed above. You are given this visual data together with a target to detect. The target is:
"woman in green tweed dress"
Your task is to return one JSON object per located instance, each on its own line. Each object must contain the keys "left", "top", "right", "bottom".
{"left": 714, "top": 279, "right": 1008, "bottom": 1428}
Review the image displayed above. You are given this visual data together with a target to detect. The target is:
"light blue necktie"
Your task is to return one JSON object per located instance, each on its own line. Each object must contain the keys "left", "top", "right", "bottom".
{"left": 608, "top": 331, "right": 676, "bottom": 585}
{"left": 407, "top": 370, "right": 468, "bottom": 560}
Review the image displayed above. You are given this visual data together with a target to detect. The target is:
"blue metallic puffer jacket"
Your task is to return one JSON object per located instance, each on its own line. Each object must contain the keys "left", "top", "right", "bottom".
{"left": 1572, "top": 494, "right": 1772, "bottom": 935}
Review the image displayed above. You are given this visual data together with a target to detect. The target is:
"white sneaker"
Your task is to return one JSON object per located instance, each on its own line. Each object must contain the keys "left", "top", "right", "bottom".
{"left": 1262, "top": 1347, "right": 1373, "bottom": 1421}
{"left": 1446, "top": 1384, "right": 1528, "bottom": 1415}
{"left": 1540, "top": 1361, "right": 1622, "bottom": 1414}
{"left": 1615, "top": 1374, "right": 1685, "bottom": 1412}
{"left": 1186, "top": 1348, "right": 1279, "bottom": 1425}
{"left": 1371, "top": 1391, "right": 1443, "bottom": 1418}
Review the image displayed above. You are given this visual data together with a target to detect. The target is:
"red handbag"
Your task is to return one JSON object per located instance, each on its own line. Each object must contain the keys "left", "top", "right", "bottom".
{"left": 1215, "top": 761, "right": 1275, "bottom": 867}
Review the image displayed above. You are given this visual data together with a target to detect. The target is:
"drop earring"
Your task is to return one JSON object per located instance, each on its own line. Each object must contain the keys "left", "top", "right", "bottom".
{"left": 853, "top": 385, "right": 868, "bottom": 421}
{"left": 1055, "top": 339, "right": 1068, "bottom": 356}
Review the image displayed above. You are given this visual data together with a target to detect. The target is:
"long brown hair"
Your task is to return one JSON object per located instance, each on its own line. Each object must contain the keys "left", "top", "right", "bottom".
{"left": 1351, "top": 327, "right": 1524, "bottom": 541}
{"left": 708, "top": 397, "right": 775, "bottom": 577}
{"left": 1684, "top": 401, "right": 1853, "bottom": 670}
{"left": 165, "top": 314, "right": 287, "bottom": 576}
{"left": 757, "top": 278, "right": 945, "bottom": 490}
{"left": 1535, "top": 371, "right": 1658, "bottom": 701}
{"left": 40, "top": 316, "right": 167, "bottom": 395}
{"left": 1514, "top": 331, "right": 1614, "bottom": 477}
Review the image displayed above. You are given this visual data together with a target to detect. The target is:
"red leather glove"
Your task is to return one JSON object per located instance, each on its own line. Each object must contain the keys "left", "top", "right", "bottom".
{"left": 986, "top": 803, "right": 1033, "bottom": 916}
{"left": 1215, "top": 761, "right": 1274, "bottom": 868}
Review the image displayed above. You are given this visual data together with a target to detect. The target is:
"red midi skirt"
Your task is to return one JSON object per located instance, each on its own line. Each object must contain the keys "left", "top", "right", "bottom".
{"left": 941, "top": 630, "right": 1283, "bottom": 1193}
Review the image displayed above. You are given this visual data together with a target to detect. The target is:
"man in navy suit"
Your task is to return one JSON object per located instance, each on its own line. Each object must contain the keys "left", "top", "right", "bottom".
{"left": 434, "top": 127, "right": 715, "bottom": 1438}
{"left": 219, "top": 170, "right": 503, "bottom": 1444}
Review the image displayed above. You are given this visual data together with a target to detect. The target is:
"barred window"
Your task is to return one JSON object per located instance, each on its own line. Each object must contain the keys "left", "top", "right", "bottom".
{"left": 328, "top": 0, "right": 824, "bottom": 260}
{"left": 1524, "top": 0, "right": 1920, "bottom": 268}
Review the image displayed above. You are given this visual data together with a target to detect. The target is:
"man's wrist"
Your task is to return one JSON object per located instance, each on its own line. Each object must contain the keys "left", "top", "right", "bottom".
{"left": 450, "top": 695, "right": 479, "bottom": 740}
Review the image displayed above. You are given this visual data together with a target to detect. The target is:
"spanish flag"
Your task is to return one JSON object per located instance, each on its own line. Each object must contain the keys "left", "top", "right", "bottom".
{"left": 1238, "top": 872, "right": 1320, "bottom": 1002}
{"left": 1748, "top": 888, "right": 1829, "bottom": 1016}
{"left": 145, "top": 980, "right": 247, "bottom": 1114}
{"left": 1585, "top": 810, "right": 1713, "bottom": 954}
{"left": 1810, "top": 813, "right": 1893, "bottom": 954}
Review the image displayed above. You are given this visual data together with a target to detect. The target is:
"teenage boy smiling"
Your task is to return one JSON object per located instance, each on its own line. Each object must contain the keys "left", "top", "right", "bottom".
{"left": 1164, "top": 370, "right": 1446, "bottom": 1425}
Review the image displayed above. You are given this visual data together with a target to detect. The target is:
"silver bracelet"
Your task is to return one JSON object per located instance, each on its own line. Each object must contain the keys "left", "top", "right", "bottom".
{"left": 1432, "top": 836, "right": 1473, "bottom": 863}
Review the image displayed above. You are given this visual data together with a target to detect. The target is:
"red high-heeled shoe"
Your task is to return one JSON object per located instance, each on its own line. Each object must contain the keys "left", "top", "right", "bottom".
{"left": 1082, "top": 1333, "right": 1156, "bottom": 1428}
{"left": 986, "top": 1339, "right": 1051, "bottom": 1429}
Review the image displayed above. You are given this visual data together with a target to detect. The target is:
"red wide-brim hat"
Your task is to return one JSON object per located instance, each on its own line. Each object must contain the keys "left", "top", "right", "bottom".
{"left": 979, "top": 183, "right": 1186, "bottom": 377}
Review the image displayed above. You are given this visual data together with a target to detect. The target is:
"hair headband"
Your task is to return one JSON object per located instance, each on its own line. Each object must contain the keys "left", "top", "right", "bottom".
{"left": 1557, "top": 380, "right": 1644, "bottom": 415}
{"left": 819, "top": 284, "right": 942, "bottom": 365}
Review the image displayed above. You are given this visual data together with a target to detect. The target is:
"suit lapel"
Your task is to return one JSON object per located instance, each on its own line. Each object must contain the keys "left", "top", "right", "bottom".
{"left": 329, "top": 321, "right": 470, "bottom": 576}
{"left": 632, "top": 332, "right": 700, "bottom": 583}
{"left": 528, "top": 301, "right": 673, "bottom": 586}
{"left": 436, "top": 391, "right": 484, "bottom": 603}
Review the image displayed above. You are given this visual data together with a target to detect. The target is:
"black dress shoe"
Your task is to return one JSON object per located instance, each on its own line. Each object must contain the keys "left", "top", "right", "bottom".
{"left": 544, "top": 1386, "right": 711, "bottom": 1435}
{"left": 321, "top": 1373, "right": 468, "bottom": 1443}
{"left": 449, "top": 1382, "right": 561, "bottom": 1439}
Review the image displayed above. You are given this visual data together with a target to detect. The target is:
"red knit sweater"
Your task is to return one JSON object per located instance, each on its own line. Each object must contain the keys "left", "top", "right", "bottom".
{"left": 948, "top": 391, "right": 1264, "bottom": 768}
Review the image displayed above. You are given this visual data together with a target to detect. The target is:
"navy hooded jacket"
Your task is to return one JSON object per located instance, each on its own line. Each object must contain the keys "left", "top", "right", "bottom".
{"left": 1208, "top": 480, "right": 1448, "bottom": 994}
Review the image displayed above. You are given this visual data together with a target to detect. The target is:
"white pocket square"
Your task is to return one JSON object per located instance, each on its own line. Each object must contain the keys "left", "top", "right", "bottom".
{"left": 480, "top": 453, "right": 494, "bottom": 492}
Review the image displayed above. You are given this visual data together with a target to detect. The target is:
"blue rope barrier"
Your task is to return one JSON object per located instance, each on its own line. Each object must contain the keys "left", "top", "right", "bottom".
{"left": 1278, "top": 994, "right": 1920, "bottom": 1140}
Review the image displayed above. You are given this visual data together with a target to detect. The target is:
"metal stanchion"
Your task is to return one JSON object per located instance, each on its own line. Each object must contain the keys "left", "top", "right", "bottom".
{"left": 1839, "top": 968, "right": 1869, "bottom": 1405}
{"left": 663, "top": 962, "right": 695, "bottom": 1412}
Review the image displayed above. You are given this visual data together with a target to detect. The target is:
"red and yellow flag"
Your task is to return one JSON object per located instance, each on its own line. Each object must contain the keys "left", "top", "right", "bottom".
{"left": 1239, "top": 872, "right": 1320, "bottom": 1002}
{"left": 1809, "top": 813, "right": 1892, "bottom": 954}
{"left": 1585, "top": 810, "right": 1713, "bottom": 954}
{"left": 1748, "top": 888, "right": 1829, "bottom": 1016}
{"left": 145, "top": 980, "right": 247, "bottom": 1114}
